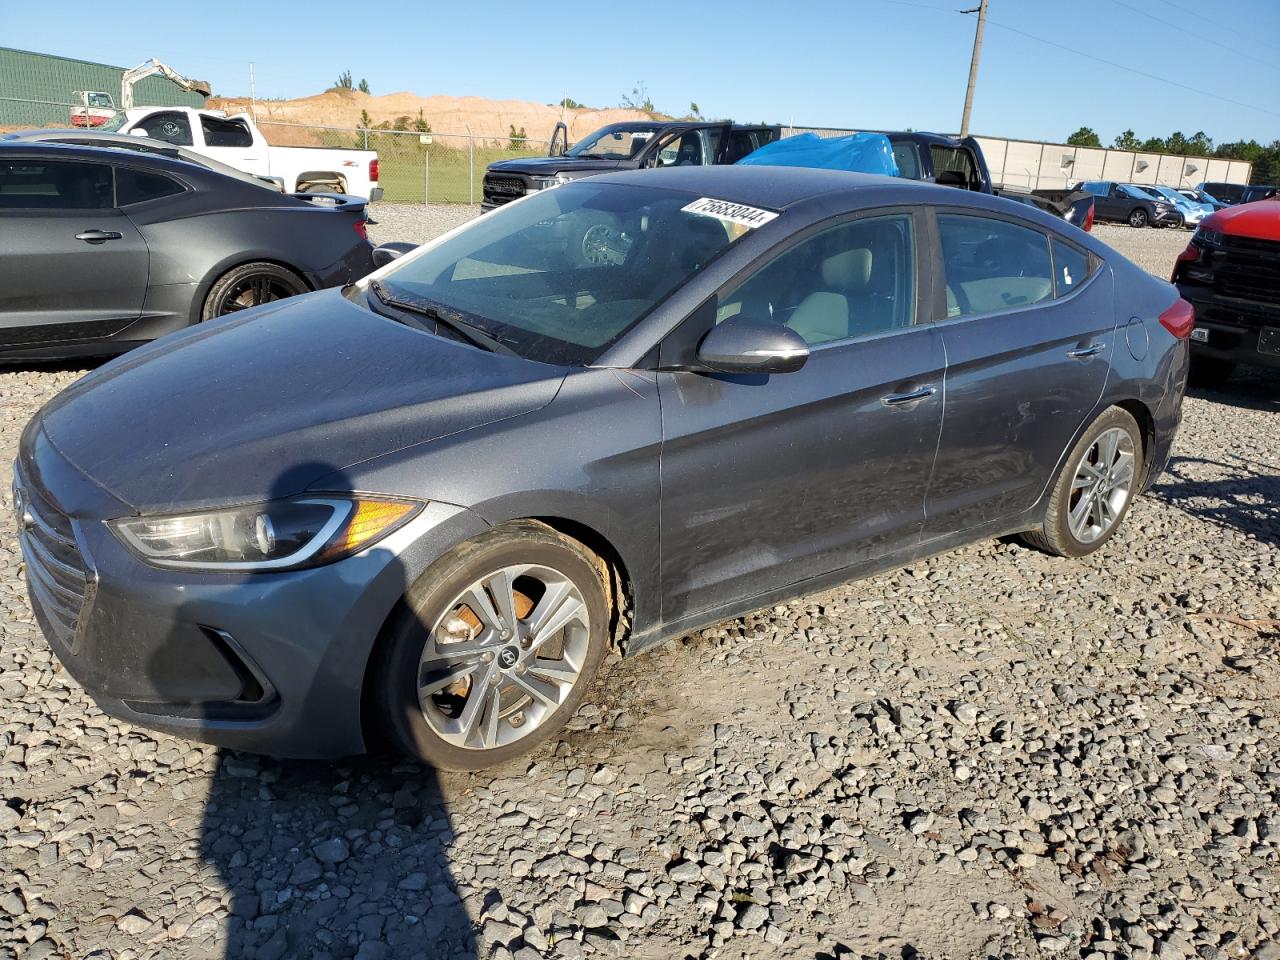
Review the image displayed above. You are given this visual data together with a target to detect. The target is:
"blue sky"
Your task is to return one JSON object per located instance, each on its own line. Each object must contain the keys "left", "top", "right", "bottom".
{"left": 6, "top": 0, "right": 1278, "bottom": 146}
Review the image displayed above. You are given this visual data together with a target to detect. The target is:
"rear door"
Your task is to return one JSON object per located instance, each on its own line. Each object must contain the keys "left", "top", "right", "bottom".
{"left": 924, "top": 211, "right": 1114, "bottom": 538}
{"left": 658, "top": 210, "right": 944, "bottom": 623}
{"left": 0, "top": 156, "right": 149, "bottom": 346}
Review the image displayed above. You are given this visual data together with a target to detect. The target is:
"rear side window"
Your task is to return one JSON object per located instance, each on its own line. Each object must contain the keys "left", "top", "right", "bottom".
{"left": 201, "top": 115, "right": 253, "bottom": 148}
{"left": 1051, "top": 238, "right": 1091, "bottom": 298}
{"left": 892, "top": 142, "right": 921, "bottom": 179}
{"left": 134, "top": 111, "right": 193, "bottom": 146}
{"left": 116, "top": 168, "right": 185, "bottom": 206}
{"left": 0, "top": 159, "right": 113, "bottom": 209}
{"left": 938, "top": 214, "right": 1053, "bottom": 318}
{"left": 931, "top": 146, "right": 978, "bottom": 189}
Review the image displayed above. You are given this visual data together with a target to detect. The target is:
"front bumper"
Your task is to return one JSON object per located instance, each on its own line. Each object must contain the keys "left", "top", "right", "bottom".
{"left": 16, "top": 422, "right": 487, "bottom": 758}
{"left": 1178, "top": 283, "right": 1280, "bottom": 371}
{"left": 1153, "top": 210, "right": 1183, "bottom": 227}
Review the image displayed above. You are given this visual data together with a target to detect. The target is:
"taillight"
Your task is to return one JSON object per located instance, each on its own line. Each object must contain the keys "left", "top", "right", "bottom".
{"left": 369, "top": 158, "right": 379, "bottom": 183}
{"left": 1158, "top": 298, "right": 1194, "bottom": 339}
{"left": 1083, "top": 203, "right": 1094, "bottom": 232}
{"left": 353, "top": 219, "right": 368, "bottom": 241}
{"left": 1170, "top": 242, "right": 1200, "bottom": 282}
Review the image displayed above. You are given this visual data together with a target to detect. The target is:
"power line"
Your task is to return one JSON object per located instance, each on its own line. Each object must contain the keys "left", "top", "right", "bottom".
{"left": 973, "top": 13, "right": 1280, "bottom": 120}
{"left": 1110, "top": 0, "right": 1278, "bottom": 69}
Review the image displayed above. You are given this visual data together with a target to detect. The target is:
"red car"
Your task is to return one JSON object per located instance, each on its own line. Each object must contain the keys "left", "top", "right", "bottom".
{"left": 1173, "top": 199, "right": 1280, "bottom": 385}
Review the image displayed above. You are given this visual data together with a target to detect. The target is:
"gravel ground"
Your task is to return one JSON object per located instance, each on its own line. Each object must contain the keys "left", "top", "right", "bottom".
{"left": 2, "top": 210, "right": 1277, "bottom": 960}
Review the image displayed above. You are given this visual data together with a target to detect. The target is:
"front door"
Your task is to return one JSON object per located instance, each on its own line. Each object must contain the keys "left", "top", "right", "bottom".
{"left": 0, "top": 156, "right": 149, "bottom": 347}
{"left": 658, "top": 211, "right": 944, "bottom": 625}
{"left": 924, "top": 212, "right": 1115, "bottom": 538}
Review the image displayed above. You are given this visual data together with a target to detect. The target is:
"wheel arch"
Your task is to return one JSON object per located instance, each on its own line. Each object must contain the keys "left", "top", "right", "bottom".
{"left": 296, "top": 170, "right": 349, "bottom": 192}
{"left": 1113, "top": 397, "right": 1157, "bottom": 482}
{"left": 190, "top": 257, "right": 315, "bottom": 324}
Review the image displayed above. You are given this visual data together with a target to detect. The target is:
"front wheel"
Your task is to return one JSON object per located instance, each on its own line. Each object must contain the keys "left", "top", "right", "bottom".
{"left": 1021, "top": 407, "right": 1144, "bottom": 558}
{"left": 1128, "top": 208, "right": 1149, "bottom": 228}
{"left": 372, "top": 521, "right": 610, "bottom": 770}
{"left": 201, "top": 262, "right": 308, "bottom": 320}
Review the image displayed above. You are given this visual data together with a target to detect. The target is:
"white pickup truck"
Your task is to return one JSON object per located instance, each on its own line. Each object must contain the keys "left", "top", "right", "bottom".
{"left": 101, "top": 107, "right": 382, "bottom": 200}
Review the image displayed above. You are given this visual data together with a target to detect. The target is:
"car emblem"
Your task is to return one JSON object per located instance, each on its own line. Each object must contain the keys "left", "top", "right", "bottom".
{"left": 498, "top": 646, "right": 520, "bottom": 669}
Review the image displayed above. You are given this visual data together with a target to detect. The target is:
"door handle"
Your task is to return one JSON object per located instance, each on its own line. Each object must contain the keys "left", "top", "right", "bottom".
{"left": 1067, "top": 344, "right": 1104, "bottom": 359}
{"left": 880, "top": 385, "right": 937, "bottom": 407}
{"left": 75, "top": 230, "right": 123, "bottom": 243}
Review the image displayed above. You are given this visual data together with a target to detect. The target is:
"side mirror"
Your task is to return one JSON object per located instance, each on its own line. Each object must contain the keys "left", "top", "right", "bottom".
{"left": 372, "top": 242, "right": 418, "bottom": 268}
{"left": 696, "top": 315, "right": 809, "bottom": 375}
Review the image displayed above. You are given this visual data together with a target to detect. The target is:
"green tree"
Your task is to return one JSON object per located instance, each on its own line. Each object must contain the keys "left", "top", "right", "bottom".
{"left": 1165, "top": 131, "right": 1190, "bottom": 155}
{"left": 1139, "top": 136, "right": 1167, "bottom": 153}
{"left": 358, "top": 78, "right": 370, "bottom": 95}
{"left": 1112, "top": 129, "right": 1140, "bottom": 151}
{"left": 1187, "top": 131, "right": 1213, "bottom": 156}
{"left": 1066, "top": 126, "right": 1101, "bottom": 147}
{"left": 621, "top": 81, "right": 656, "bottom": 114}
{"left": 558, "top": 97, "right": 585, "bottom": 110}
{"left": 412, "top": 109, "right": 431, "bottom": 133}
{"left": 508, "top": 124, "right": 527, "bottom": 151}
{"left": 333, "top": 70, "right": 353, "bottom": 91}
{"left": 689, "top": 101, "right": 703, "bottom": 120}
{"left": 393, "top": 115, "right": 410, "bottom": 132}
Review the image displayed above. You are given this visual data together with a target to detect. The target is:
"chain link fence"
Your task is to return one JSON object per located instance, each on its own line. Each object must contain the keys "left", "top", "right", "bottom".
{"left": 254, "top": 121, "right": 552, "bottom": 204}
{"left": 0, "top": 99, "right": 1254, "bottom": 200}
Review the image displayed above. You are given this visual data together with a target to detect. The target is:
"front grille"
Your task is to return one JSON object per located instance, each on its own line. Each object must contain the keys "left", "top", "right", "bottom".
{"left": 14, "top": 467, "right": 91, "bottom": 654}
{"left": 1207, "top": 235, "right": 1280, "bottom": 308}
{"left": 482, "top": 174, "right": 526, "bottom": 206}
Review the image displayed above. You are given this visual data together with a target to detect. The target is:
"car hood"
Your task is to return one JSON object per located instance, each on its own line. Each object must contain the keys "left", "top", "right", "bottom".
{"left": 487, "top": 156, "right": 633, "bottom": 176}
{"left": 37, "top": 289, "right": 566, "bottom": 514}
{"left": 1201, "top": 199, "right": 1280, "bottom": 241}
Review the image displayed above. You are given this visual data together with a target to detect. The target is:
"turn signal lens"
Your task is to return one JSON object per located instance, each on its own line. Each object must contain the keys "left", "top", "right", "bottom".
{"left": 1171, "top": 242, "right": 1200, "bottom": 281}
{"left": 1158, "top": 298, "right": 1195, "bottom": 340}
{"left": 313, "top": 499, "right": 418, "bottom": 563}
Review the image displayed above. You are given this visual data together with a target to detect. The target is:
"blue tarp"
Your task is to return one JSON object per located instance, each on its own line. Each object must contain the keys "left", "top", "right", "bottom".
{"left": 737, "top": 132, "right": 900, "bottom": 178}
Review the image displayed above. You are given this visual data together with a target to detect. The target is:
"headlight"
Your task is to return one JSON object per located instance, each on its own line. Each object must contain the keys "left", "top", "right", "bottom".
{"left": 1196, "top": 227, "right": 1224, "bottom": 246}
{"left": 109, "top": 496, "right": 421, "bottom": 571}
{"left": 531, "top": 174, "right": 572, "bottom": 191}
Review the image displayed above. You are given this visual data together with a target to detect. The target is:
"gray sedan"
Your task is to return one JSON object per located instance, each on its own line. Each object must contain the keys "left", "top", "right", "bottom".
{"left": 17, "top": 166, "right": 1189, "bottom": 769}
{"left": 0, "top": 141, "right": 374, "bottom": 361}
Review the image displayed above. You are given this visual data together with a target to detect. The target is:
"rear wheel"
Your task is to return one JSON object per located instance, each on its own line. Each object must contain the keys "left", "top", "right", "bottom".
{"left": 1188, "top": 355, "right": 1235, "bottom": 388}
{"left": 201, "top": 262, "right": 309, "bottom": 320}
{"left": 1021, "top": 407, "right": 1144, "bottom": 558}
{"left": 372, "top": 521, "right": 610, "bottom": 770}
{"left": 1128, "top": 208, "right": 1149, "bottom": 228}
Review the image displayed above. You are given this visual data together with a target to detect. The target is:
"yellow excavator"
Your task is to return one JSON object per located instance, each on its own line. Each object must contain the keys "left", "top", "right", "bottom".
{"left": 71, "top": 58, "right": 211, "bottom": 127}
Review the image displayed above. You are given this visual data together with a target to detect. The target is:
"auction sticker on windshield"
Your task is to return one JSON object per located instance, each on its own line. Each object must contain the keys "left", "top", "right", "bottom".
{"left": 682, "top": 197, "right": 779, "bottom": 229}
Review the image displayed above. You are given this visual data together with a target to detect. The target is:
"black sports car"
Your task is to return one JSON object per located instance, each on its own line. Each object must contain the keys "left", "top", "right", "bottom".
{"left": 0, "top": 141, "right": 375, "bottom": 361}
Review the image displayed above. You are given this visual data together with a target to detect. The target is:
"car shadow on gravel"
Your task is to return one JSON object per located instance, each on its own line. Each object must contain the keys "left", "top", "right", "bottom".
{"left": 1186, "top": 366, "right": 1280, "bottom": 412}
{"left": 1150, "top": 452, "right": 1280, "bottom": 548}
{"left": 142, "top": 462, "right": 477, "bottom": 960}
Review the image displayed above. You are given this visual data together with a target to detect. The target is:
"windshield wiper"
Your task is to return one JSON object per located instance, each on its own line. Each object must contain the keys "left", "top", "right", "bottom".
{"left": 368, "top": 280, "right": 519, "bottom": 357}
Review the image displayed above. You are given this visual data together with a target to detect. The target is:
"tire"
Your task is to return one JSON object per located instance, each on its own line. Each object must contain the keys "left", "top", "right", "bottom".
{"left": 201, "top": 262, "right": 309, "bottom": 320}
{"left": 1020, "top": 407, "right": 1144, "bottom": 559}
{"left": 1128, "top": 208, "right": 1149, "bottom": 228}
{"left": 1188, "top": 356, "right": 1235, "bottom": 388}
{"left": 372, "top": 521, "right": 610, "bottom": 771}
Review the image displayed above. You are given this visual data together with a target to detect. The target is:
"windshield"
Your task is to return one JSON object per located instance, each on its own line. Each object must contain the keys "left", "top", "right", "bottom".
{"left": 374, "top": 181, "right": 758, "bottom": 365}
{"left": 566, "top": 125, "right": 660, "bottom": 160}
{"left": 1121, "top": 184, "right": 1159, "bottom": 201}
{"left": 98, "top": 112, "right": 129, "bottom": 132}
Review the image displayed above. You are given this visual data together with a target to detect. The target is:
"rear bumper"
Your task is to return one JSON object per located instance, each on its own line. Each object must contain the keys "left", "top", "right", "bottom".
{"left": 1178, "top": 283, "right": 1280, "bottom": 370}
{"left": 369, "top": 187, "right": 384, "bottom": 202}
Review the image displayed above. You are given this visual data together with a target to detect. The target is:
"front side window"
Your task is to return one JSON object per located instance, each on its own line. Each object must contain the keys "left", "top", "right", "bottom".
{"left": 134, "top": 111, "right": 193, "bottom": 146}
{"left": 655, "top": 128, "right": 721, "bottom": 167}
{"left": 717, "top": 214, "right": 916, "bottom": 345}
{"left": 565, "top": 125, "right": 658, "bottom": 160}
{"left": 376, "top": 181, "right": 754, "bottom": 365}
{"left": 931, "top": 146, "right": 977, "bottom": 188}
{"left": 892, "top": 142, "right": 922, "bottom": 180}
{"left": 200, "top": 116, "right": 253, "bottom": 148}
{"left": 0, "top": 159, "right": 113, "bottom": 209}
{"left": 939, "top": 214, "right": 1053, "bottom": 318}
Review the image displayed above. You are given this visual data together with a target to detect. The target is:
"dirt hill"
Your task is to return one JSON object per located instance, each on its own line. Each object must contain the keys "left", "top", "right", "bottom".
{"left": 208, "top": 89, "right": 657, "bottom": 147}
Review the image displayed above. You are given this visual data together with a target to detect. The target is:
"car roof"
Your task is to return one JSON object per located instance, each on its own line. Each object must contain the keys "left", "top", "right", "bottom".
{"left": 0, "top": 138, "right": 210, "bottom": 174}
{"left": 588, "top": 164, "right": 966, "bottom": 209}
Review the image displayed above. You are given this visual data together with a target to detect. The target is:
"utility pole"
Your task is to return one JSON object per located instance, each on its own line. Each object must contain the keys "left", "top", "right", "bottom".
{"left": 959, "top": 0, "right": 988, "bottom": 138}
{"left": 249, "top": 62, "right": 256, "bottom": 117}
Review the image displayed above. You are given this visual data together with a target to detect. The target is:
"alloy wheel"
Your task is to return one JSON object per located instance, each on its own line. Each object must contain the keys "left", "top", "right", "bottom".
{"left": 417, "top": 563, "right": 590, "bottom": 750}
{"left": 218, "top": 275, "right": 303, "bottom": 315}
{"left": 1067, "top": 427, "right": 1136, "bottom": 544}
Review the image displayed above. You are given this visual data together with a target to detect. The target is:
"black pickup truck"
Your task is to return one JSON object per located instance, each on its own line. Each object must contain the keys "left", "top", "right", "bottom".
{"left": 481, "top": 121, "right": 779, "bottom": 212}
